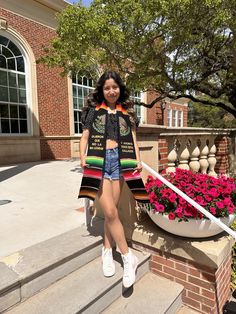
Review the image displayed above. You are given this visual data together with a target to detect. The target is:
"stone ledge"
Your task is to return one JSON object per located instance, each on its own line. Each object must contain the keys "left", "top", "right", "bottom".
{"left": 131, "top": 217, "right": 235, "bottom": 269}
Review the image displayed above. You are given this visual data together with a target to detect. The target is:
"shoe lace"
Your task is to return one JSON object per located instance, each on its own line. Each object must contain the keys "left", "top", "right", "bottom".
{"left": 103, "top": 249, "right": 113, "bottom": 267}
{"left": 123, "top": 256, "right": 129, "bottom": 277}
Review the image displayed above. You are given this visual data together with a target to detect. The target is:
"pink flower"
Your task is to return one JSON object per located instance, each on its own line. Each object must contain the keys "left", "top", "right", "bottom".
{"left": 216, "top": 201, "right": 224, "bottom": 209}
{"left": 149, "top": 192, "right": 157, "bottom": 204}
{"left": 175, "top": 207, "right": 183, "bottom": 218}
{"left": 179, "top": 197, "right": 186, "bottom": 205}
{"left": 227, "top": 204, "right": 235, "bottom": 214}
{"left": 204, "top": 195, "right": 212, "bottom": 202}
{"left": 146, "top": 168, "right": 236, "bottom": 221}
{"left": 168, "top": 212, "right": 175, "bottom": 220}
{"left": 153, "top": 202, "right": 165, "bottom": 212}
{"left": 223, "top": 198, "right": 231, "bottom": 206}
{"left": 210, "top": 207, "right": 216, "bottom": 215}
{"left": 209, "top": 188, "right": 218, "bottom": 198}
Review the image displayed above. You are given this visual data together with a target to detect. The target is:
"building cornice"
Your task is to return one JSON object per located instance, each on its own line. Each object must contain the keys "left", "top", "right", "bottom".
{"left": 0, "top": 0, "right": 69, "bottom": 29}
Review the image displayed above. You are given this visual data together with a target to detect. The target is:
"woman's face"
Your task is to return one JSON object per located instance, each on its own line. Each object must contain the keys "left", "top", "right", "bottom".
{"left": 102, "top": 78, "right": 120, "bottom": 106}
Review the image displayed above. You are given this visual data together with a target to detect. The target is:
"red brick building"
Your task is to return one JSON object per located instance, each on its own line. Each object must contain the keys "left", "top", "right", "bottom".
{"left": 0, "top": 0, "right": 188, "bottom": 165}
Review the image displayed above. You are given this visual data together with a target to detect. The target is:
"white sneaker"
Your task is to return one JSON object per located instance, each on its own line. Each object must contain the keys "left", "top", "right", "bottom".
{"left": 102, "top": 247, "right": 115, "bottom": 277}
{"left": 121, "top": 249, "right": 138, "bottom": 288}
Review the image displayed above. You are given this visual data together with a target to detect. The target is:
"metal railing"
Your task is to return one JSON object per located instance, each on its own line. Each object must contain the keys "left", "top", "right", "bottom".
{"left": 142, "top": 162, "right": 236, "bottom": 240}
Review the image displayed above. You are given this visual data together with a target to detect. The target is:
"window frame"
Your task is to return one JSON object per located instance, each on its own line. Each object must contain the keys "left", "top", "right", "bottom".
{"left": 0, "top": 33, "right": 30, "bottom": 136}
{"left": 167, "top": 109, "right": 172, "bottom": 127}
{"left": 72, "top": 75, "right": 94, "bottom": 135}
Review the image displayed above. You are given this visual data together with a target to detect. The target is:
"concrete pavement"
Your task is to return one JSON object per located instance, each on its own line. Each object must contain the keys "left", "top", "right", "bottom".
{"left": 0, "top": 159, "right": 85, "bottom": 258}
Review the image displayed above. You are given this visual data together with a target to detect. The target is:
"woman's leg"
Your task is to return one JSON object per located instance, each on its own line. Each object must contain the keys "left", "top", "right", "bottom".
{"left": 103, "top": 178, "right": 124, "bottom": 249}
{"left": 98, "top": 178, "right": 128, "bottom": 254}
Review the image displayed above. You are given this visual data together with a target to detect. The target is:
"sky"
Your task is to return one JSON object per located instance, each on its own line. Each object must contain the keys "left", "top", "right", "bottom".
{"left": 66, "top": 0, "right": 92, "bottom": 6}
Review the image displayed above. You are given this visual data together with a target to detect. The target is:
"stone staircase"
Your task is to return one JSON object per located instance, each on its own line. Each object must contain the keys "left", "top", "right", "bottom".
{"left": 0, "top": 220, "right": 186, "bottom": 314}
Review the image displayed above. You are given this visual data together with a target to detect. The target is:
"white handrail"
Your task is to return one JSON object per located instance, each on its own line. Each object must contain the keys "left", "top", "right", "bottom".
{"left": 142, "top": 162, "right": 236, "bottom": 240}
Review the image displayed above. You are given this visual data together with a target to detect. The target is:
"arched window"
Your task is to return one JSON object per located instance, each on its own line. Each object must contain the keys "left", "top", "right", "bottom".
{"left": 0, "top": 35, "right": 28, "bottom": 134}
{"left": 72, "top": 74, "right": 94, "bottom": 134}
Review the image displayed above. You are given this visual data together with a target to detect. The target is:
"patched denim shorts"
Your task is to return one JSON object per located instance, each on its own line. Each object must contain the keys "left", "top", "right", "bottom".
{"left": 103, "top": 147, "right": 121, "bottom": 180}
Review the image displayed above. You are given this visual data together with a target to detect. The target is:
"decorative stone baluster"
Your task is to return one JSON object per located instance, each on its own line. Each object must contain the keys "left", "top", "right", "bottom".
{"left": 166, "top": 148, "right": 177, "bottom": 173}
{"left": 208, "top": 143, "right": 217, "bottom": 177}
{"left": 189, "top": 142, "right": 200, "bottom": 173}
{"left": 199, "top": 141, "right": 209, "bottom": 174}
{"left": 178, "top": 140, "right": 190, "bottom": 170}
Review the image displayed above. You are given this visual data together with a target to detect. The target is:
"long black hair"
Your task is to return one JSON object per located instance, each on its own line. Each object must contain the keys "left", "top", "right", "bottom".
{"left": 87, "top": 71, "right": 130, "bottom": 107}
{"left": 83, "top": 71, "right": 138, "bottom": 127}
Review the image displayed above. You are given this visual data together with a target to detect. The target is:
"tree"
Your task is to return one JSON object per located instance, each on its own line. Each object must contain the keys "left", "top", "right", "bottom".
{"left": 188, "top": 102, "right": 236, "bottom": 128}
{"left": 41, "top": 0, "right": 236, "bottom": 117}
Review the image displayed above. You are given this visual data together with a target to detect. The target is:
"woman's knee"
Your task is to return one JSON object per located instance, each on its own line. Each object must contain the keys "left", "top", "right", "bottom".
{"left": 104, "top": 207, "right": 118, "bottom": 222}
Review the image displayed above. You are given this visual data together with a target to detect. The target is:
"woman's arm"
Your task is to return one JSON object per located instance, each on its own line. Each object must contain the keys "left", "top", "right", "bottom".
{"left": 79, "top": 129, "right": 90, "bottom": 168}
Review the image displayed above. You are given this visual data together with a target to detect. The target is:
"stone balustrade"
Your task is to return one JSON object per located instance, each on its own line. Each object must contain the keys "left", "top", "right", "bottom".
{"left": 137, "top": 125, "right": 236, "bottom": 177}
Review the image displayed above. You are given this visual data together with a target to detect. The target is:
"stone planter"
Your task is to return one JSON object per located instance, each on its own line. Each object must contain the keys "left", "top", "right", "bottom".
{"left": 147, "top": 211, "right": 235, "bottom": 238}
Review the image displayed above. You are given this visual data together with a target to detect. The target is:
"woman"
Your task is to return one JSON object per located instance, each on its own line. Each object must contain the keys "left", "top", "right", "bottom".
{"left": 78, "top": 71, "right": 148, "bottom": 288}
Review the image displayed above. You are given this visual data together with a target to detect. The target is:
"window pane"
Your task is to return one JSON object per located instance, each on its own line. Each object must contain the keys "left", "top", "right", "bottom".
{"left": 72, "top": 73, "right": 76, "bottom": 84}
{"left": 88, "top": 78, "right": 93, "bottom": 87}
{"left": 79, "top": 122, "right": 82, "bottom": 134}
{"left": 8, "top": 41, "right": 21, "bottom": 56}
{"left": 9, "top": 88, "right": 18, "bottom": 102}
{"left": 1, "top": 119, "right": 10, "bottom": 133}
{"left": 18, "top": 74, "right": 26, "bottom": 88}
{"left": 74, "top": 111, "right": 79, "bottom": 122}
{"left": 0, "top": 56, "right": 6, "bottom": 68}
{"left": 78, "top": 87, "right": 83, "bottom": 97}
{"left": 74, "top": 122, "right": 78, "bottom": 134}
{"left": 19, "top": 105, "right": 27, "bottom": 118}
{"left": 73, "top": 97, "right": 78, "bottom": 109}
{"left": 16, "top": 57, "right": 24, "bottom": 72}
{"left": 2, "top": 46, "right": 13, "bottom": 58}
{"left": 8, "top": 72, "right": 17, "bottom": 87}
{"left": 7, "top": 58, "right": 16, "bottom": 70}
{"left": 18, "top": 89, "right": 26, "bottom": 103}
{"left": 20, "top": 119, "right": 28, "bottom": 133}
{"left": 10, "top": 119, "right": 19, "bottom": 133}
{"left": 10, "top": 105, "right": 18, "bottom": 118}
{"left": 0, "top": 104, "right": 9, "bottom": 118}
{"left": 0, "top": 35, "right": 9, "bottom": 46}
{"left": 0, "top": 86, "right": 8, "bottom": 101}
{"left": 78, "top": 98, "right": 83, "bottom": 109}
{"left": 82, "top": 77, "right": 87, "bottom": 86}
{"left": 77, "top": 76, "right": 82, "bottom": 85}
{"left": 73, "top": 85, "right": 77, "bottom": 97}
{"left": 0, "top": 70, "right": 7, "bottom": 86}
{"left": 85, "top": 88, "right": 90, "bottom": 97}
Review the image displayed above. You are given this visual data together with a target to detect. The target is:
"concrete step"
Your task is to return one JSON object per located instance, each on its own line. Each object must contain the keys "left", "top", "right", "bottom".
{"left": 0, "top": 222, "right": 103, "bottom": 313}
{"left": 5, "top": 249, "right": 150, "bottom": 314}
{"left": 176, "top": 305, "right": 200, "bottom": 314}
{"left": 102, "top": 272, "right": 184, "bottom": 314}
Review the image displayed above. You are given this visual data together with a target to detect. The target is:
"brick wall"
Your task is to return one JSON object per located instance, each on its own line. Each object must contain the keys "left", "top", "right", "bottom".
{"left": 40, "top": 139, "right": 71, "bottom": 160}
{"left": 1, "top": 8, "right": 71, "bottom": 159}
{"left": 158, "top": 138, "right": 168, "bottom": 172}
{"left": 134, "top": 242, "right": 231, "bottom": 314}
{"left": 215, "top": 136, "right": 230, "bottom": 174}
{"left": 146, "top": 91, "right": 189, "bottom": 127}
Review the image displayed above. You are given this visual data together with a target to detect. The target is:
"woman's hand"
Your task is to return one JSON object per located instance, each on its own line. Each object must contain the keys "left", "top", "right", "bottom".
{"left": 80, "top": 156, "right": 89, "bottom": 169}
{"left": 132, "top": 161, "right": 143, "bottom": 175}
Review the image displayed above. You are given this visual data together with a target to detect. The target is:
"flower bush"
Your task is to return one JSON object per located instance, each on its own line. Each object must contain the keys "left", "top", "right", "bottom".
{"left": 145, "top": 168, "right": 236, "bottom": 221}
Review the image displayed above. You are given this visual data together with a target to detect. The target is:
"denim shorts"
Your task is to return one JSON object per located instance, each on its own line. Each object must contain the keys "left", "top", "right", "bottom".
{"left": 103, "top": 147, "right": 121, "bottom": 180}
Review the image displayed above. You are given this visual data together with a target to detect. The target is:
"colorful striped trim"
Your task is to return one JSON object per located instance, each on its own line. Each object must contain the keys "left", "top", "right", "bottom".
{"left": 85, "top": 156, "right": 104, "bottom": 167}
{"left": 95, "top": 102, "right": 128, "bottom": 115}
{"left": 120, "top": 158, "right": 137, "bottom": 168}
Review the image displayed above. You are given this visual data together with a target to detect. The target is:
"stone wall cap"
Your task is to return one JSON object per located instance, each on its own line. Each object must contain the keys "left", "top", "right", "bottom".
{"left": 132, "top": 218, "right": 235, "bottom": 268}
